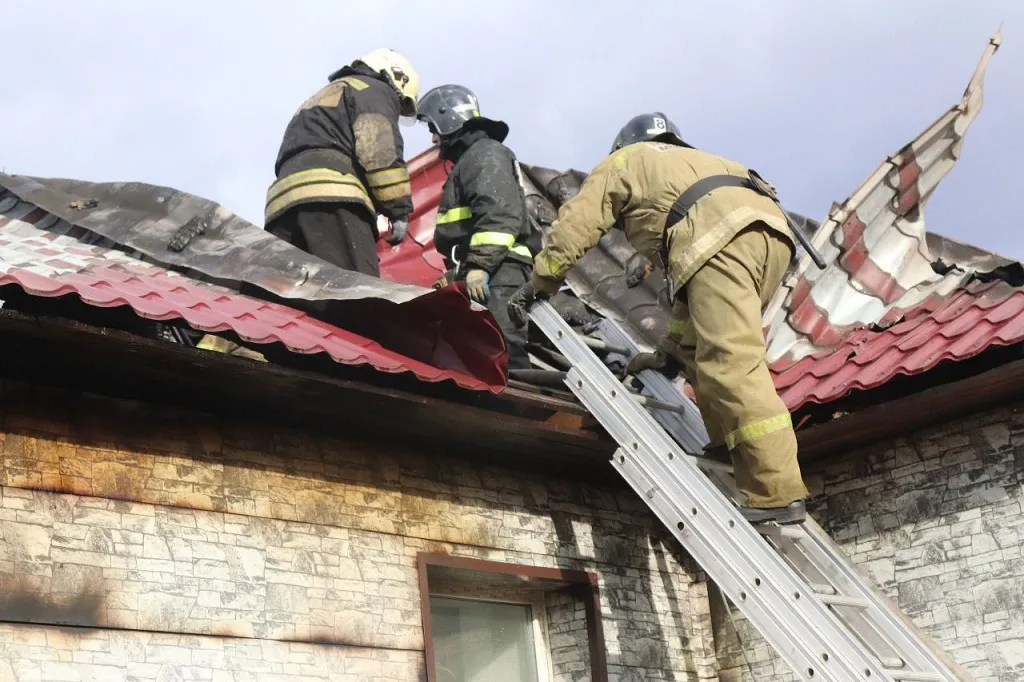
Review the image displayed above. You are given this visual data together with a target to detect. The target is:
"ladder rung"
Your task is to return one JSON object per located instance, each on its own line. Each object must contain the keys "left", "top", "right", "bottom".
{"left": 635, "top": 395, "right": 690, "bottom": 414}
{"left": 686, "top": 454, "right": 733, "bottom": 474}
{"left": 580, "top": 334, "right": 629, "bottom": 356}
{"left": 819, "top": 593, "right": 870, "bottom": 609}
{"left": 887, "top": 671, "right": 944, "bottom": 682}
{"left": 753, "top": 523, "right": 806, "bottom": 540}
{"left": 809, "top": 583, "right": 870, "bottom": 608}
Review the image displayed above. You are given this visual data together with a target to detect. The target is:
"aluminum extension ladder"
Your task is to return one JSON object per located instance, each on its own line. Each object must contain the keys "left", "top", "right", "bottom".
{"left": 528, "top": 301, "right": 971, "bottom": 682}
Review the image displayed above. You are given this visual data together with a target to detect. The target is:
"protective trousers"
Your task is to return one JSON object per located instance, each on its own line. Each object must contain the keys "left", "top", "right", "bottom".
{"left": 267, "top": 201, "right": 380, "bottom": 277}
{"left": 479, "top": 261, "right": 531, "bottom": 370}
{"left": 659, "top": 223, "right": 808, "bottom": 508}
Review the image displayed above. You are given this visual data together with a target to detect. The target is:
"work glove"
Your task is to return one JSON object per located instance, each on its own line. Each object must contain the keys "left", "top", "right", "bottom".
{"left": 624, "top": 253, "right": 653, "bottom": 288}
{"left": 465, "top": 269, "right": 490, "bottom": 303}
{"left": 507, "top": 282, "right": 547, "bottom": 328}
{"left": 623, "top": 350, "right": 681, "bottom": 379}
{"left": 384, "top": 218, "right": 408, "bottom": 245}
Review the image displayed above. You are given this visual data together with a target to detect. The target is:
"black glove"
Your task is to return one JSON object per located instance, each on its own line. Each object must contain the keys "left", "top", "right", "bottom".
{"left": 385, "top": 218, "right": 408, "bottom": 246}
{"left": 507, "top": 282, "right": 546, "bottom": 327}
{"left": 622, "top": 350, "right": 682, "bottom": 379}
{"left": 624, "top": 253, "right": 653, "bottom": 288}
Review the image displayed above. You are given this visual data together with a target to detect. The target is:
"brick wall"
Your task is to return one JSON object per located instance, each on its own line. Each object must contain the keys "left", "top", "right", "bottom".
{"left": 0, "top": 379, "right": 717, "bottom": 681}
{"left": 716, "top": 402, "right": 1024, "bottom": 682}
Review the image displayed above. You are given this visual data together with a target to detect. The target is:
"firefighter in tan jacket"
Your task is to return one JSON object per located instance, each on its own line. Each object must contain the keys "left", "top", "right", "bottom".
{"left": 508, "top": 112, "right": 809, "bottom": 524}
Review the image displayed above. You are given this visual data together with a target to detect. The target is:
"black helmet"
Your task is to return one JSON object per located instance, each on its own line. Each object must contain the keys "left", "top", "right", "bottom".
{"left": 416, "top": 84, "right": 509, "bottom": 142}
{"left": 610, "top": 112, "right": 690, "bottom": 153}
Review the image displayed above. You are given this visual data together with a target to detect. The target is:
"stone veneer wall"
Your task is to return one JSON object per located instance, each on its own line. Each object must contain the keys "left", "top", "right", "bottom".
{"left": 0, "top": 378, "right": 717, "bottom": 681}
{"left": 715, "top": 402, "right": 1024, "bottom": 682}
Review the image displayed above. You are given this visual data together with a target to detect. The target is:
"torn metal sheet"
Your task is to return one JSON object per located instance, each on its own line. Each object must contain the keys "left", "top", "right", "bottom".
{"left": 0, "top": 187, "right": 510, "bottom": 391}
{"left": 762, "top": 29, "right": 1005, "bottom": 365}
{"left": 0, "top": 173, "right": 430, "bottom": 304}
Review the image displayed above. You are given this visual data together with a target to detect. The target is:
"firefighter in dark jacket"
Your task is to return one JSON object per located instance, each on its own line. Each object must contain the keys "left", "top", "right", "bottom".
{"left": 265, "top": 49, "right": 420, "bottom": 276}
{"left": 416, "top": 84, "right": 535, "bottom": 370}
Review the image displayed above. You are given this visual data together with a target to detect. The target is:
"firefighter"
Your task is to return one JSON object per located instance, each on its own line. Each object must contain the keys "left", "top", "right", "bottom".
{"left": 416, "top": 84, "right": 535, "bottom": 370}
{"left": 264, "top": 49, "right": 419, "bottom": 276}
{"left": 507, "top": 112, "right": 809, "bottom": 524}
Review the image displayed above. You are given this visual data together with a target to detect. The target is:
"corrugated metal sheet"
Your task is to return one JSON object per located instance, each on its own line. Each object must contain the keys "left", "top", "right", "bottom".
{"left": 379, "top": 30, "right": 1014, "bottom": 412}
{"left": 762, "top": 30, "right": 1005, "bottom": 366}
{"left": 0, "top": 173, "right": 430, "bottom": 305}
{"left": 376, "top": 149, "right": 450, "bottom": 289}
{"left": 0, "top": 194, "right": 507, "bottom": 393}
{"left": 772, "top": 279, "right": 1024, "bottom": 410}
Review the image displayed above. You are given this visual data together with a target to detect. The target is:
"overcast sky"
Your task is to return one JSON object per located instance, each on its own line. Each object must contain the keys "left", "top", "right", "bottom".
{"left": 2, "top": 2, "right": 1020, "bottom": 257}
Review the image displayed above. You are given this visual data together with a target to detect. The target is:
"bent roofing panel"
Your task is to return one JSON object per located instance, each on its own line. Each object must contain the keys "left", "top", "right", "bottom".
{"left": 380, "top": 30, "right": 1014, "bottom": 412}
{"left": 377, "top": 149, "right": 450, "bottom": 289}
{"left": 0, "top": 193, "right": 507, "bottom": 393}
{"left": 773, "top": 279, "right": 1024, "bottom": 409}
{"left": 0, "top": 173, "right": 429, "bottom": 305}
{"left": 762, "top": 30, "right": 1005, "bottom": 365}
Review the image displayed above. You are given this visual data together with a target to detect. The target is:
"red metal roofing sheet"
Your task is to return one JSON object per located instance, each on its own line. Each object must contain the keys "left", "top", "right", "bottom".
{"left": 0, "top": 197, "right": 505, "bottom": 393}
{"left": 771, "top": 280, "right": 1024, "bottom": 411}
{"left": 376, "top": 148, "right": 450, "bottom": 289}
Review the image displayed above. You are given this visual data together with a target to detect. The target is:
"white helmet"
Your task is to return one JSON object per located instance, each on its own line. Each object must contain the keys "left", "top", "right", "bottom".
{"left": 354, "top": 48, "right": 420, "bottom": 117}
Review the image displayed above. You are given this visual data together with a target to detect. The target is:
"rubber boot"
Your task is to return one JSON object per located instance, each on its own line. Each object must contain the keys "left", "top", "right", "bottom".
{"left": 739, "top": 500, "right": 806, "bottom": 525}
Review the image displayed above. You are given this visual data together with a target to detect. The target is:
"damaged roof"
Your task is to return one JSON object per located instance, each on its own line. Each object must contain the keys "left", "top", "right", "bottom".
{"left": 380, "top": 29, "right": 1014, "bottom": 413}
{"left": 0, "top": 180, "right": 509, "bottom": 393}
{"left": 0, "top": 30, "right": 1009, "bottom": 419}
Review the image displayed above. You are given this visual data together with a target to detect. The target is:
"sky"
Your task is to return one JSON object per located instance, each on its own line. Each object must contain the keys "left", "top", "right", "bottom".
{"left": 2, "top": 1, "right": 1021, "bottom": 257}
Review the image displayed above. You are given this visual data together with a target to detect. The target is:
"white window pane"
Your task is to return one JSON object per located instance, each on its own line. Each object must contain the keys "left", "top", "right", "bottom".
{"left": 430, "top": 597, "right": 540, "bottom": 682}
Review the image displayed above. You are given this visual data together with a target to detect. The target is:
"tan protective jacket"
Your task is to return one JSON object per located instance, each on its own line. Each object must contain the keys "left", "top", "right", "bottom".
{"left": 531, "top": 141, "right": 793, "bottom": 297}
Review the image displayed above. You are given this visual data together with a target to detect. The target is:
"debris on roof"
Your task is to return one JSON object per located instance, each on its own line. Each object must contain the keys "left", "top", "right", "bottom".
{"left": 380, "top": 29, "right": 1011, "bottom": 414}
{"left": 0, "top": 184, "right": 509, "bottom": 393}
{"left": 1, "top": 173, "right": 430, "bottom": 304}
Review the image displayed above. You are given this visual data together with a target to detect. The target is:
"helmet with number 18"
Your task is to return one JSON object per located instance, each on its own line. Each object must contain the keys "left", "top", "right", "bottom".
{"left": 610, "top": 112, "right": 692, "bottom": 153}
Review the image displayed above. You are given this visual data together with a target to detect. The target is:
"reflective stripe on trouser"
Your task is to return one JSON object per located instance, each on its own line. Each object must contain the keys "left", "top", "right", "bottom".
{"left": 265, "top": 168, "right": 373, "bottom": 223}
{"left": 659, "top": 224, "right": 808, "bottom": 508}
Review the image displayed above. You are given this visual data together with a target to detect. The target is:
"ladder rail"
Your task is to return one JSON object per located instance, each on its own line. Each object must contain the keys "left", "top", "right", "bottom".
{"left": 595, "top": 314, "right": 971, "bottom": 680}
{"left": 799, "top": 521, "right": 973, "bottom": 679}
{"left": 571, "top": 371, "right": 863, "bottom": 680}
{"left": 532, "top": 303, "right": 897, "bottom": 681}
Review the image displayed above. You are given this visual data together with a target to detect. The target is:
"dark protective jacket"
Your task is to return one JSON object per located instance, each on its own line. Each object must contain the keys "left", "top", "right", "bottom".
{"left": 434, "top": 130, "right": 537, "bottom": 275}
{"left": 265, "top": 65, "right": 412, "bottom": 225}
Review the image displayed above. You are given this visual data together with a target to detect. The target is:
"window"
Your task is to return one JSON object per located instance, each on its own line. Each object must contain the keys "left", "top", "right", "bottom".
{"left": 429, "top": 596, "right": 547, "bottom": 682}
{"left": 418, "top": 553, "right": 608, "bottom": 682}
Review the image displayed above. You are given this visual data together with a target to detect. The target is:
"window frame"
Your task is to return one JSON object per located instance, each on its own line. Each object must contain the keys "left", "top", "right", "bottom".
{"left": 417, "top": 553, "right": 609, "bottom": 682}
